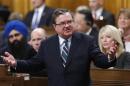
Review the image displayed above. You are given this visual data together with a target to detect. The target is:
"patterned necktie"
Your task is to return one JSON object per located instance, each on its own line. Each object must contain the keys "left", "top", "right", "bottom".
{"left": 61, "top": 40, "right": 69, "bottom": 67}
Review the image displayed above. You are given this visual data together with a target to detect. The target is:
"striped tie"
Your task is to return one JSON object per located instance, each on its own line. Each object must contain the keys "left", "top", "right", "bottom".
{"left": 61, "top": 40, "right": 69, "bottom": 67}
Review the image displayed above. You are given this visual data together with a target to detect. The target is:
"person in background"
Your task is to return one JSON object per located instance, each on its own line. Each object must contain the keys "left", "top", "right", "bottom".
{"left": 98, "top": 25, "right": 130, "bottom": 69}
{"left": 88, "top": 0, "right": 115, "bottom": 27}
{"left": 0, "top": 4, "right": 10, "bottom": 24}
{"left": 0, "top": 30, "right": 4, "bottom": 48}
{"left": 74, "top": 9, "right": 99, "bottom": 43}
{"left": 23, "top": 0, "right": 55, "bottom": 30}
{"left": 0, "top": 20, "right": 36, "bottom": 63}
{"left": 0, "top": 5, "right": 10, "bottom": 48}
{"left": 29, "top": 28, "right": 47, "bottom": 52}
{"left": 2, "top": 8, "right": 117, "bottom": 86}
{"left": 8, "top": 12, "right": 23, "bottom": 21}
{"left": 75, "top": 5, "right": 89, "bottom": 12}
{"left": 28, "top": 28, "right": 48, "bottom": 76}
{"left": 117, "top": 8, "right": 130, "bottom": 52}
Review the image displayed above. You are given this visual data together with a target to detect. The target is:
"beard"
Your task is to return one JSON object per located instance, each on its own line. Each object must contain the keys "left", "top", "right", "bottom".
{"left": 8, "top": 38, "right": 27, "bottom": 52}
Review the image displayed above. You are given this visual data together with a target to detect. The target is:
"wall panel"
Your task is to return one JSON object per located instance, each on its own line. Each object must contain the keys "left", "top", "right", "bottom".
{"left": 12, "top": 0, "right": 30, "bottom": 16}
{"left": 1, "top": 0, "right": 130, "bottom": 18}
{"left": 0, "top": 0, "right": 13, "bottom": 11}
{"left": 46, "top": 0, "right": 88, "bottom": 11}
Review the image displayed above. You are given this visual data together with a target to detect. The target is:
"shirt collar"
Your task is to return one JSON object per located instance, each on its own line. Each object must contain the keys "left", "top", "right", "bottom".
{"left": 86, "top": 28, "right": 92, "bottom": 35}
{"left": 92, "top": 7, "right": 103, "bottom": 19}
{"left": 58, "top": 36, "right": 71, "bottom": 46}
{"left": 95, "top": 7, "right": 103, "bottom": 18}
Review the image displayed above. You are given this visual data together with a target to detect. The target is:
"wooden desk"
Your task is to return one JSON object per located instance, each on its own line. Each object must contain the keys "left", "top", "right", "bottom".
{"left": 22, "top": 69, "right": 130, "bottom": 86}
{"left": 24, "top": 77, "right": 48, "bottom": 86}
{"left": 1, "top": 64, "right": 130, "bottom": 86}
{"left": 0, "top": 76, "right": 24, "bottom": 86}
{"left": 0, "top": 64, "right": 24, "bottom": 86}
{"left": 91, "top": 68, "right": 130, "bottom": 86}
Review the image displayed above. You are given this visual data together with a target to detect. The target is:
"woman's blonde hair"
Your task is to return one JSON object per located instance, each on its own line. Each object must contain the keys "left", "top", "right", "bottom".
{"left": 98, "top": 25, "right": 124, "bottom": 57}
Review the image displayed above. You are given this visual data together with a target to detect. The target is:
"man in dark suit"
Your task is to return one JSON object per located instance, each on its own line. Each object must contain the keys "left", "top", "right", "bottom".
{"left": 3, "top": 8, "right": 117, "bottom": 86}
{"left": 74, "top": 9, "right": 99, "bottom": 43}
{"left": 24, "top": 0, "right": 54, "bottom": 30}
{"left": 89, "top": 0, "right": 115, "bottom": 26}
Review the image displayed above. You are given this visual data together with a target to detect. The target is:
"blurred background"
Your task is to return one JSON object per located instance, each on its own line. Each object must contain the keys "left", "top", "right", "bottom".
{"left": 0, "top": 0, "right": 130, "bottom": 16}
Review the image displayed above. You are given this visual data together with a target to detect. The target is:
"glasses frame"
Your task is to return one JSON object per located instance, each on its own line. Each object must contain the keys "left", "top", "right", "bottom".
{"left": 55, "top": 20, "right": 74, "bottom": 26}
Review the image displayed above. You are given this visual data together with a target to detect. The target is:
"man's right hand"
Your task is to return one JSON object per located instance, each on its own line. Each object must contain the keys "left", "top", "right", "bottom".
{"left": 1, "top": 52, "right": 17, "bottom": 67}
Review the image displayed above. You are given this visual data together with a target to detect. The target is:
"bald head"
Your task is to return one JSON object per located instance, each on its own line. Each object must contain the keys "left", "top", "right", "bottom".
{"left": 30, "top": 28, "right": 47, "bottom": 52}
{"left": 31, "top": 28, "right": 46, "bottom": 39}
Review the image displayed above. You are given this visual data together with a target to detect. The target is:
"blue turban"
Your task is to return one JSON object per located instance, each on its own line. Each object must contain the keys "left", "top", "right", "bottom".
{"left": 3, "top": 20, "right": 28, "bottom": 38}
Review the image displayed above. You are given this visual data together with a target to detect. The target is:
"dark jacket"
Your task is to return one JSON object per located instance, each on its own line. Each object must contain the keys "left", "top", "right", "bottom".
{"left": 115, "top": 51, "right": 130, "bottom": 69}
{"left": 0, "top": 43, "right": 37, "bottom": 63}
{"left": 101, "top": 9, "right": 115, "bottom": 26}
{"left": 23, "top": 6, "right": 55, "bottom": 29}
{"left": 90, "top": 27, "right": 99, "bottom": 44}
{"left": 16, "top": 32, "right": 116, "bottom": 86}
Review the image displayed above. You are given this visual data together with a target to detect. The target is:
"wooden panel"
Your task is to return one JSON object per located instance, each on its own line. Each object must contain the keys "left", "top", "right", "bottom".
{"left": 24, "top": 77, "right": 48, "bottom": 86}
{"left": 46, "top": 0, "right": 62, "bottom": 8}
{"left": 0, "top": 0, "right": 13, "bottom": 11}
{"left": 1, "top": 0, "right": 130, "bottom": 21}
{"left": 1, "top": 65, "right": 130, "bottom": 86}
{"left": 123, "top": 0, "right": 130, "bottom": 8}
{"left": 46, "top": 0, "right": 88, "bottom": 11}
{"left": 104, "top": 0, "right": 122, "bottom": 16}
{"left": 60, "top": 0, "right": 88, "bottom": 11}
{"left": 91, "top": 69, "right": 130, "bottom": 85}
{"left": 12, "top": 0, "right": 30, "bottom": 16}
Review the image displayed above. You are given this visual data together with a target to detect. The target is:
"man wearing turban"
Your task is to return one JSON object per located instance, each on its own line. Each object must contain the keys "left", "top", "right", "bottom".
{"left": 0, "top": 20, "right": 37, "bottom": 63}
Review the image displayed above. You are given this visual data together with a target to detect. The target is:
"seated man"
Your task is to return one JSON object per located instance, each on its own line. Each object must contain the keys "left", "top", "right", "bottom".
{"left": 28, "top": 28, "right": 48, "bottom": 76}
{"left": 29, "top": 28, "right": 47, "bottom": 52}
{"left": 74, "top": 9, "right": 99, "bottom": 44}
{"left": 0, "top": 20, "right": 37, "bottom": 64}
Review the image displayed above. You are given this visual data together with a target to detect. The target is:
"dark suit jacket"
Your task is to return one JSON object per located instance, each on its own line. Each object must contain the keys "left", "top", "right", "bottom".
{"left": 90, "top": 27, "right": 99, "bottom": 44}
{"left": 16, "top": 32, "right": 116, "bottom": 86}
{"left": 101, "top": 9, "right": 115, "bottom": 26}
{"left": 0, "top": 43, "right": 37, "bottom": 63}
{"left": 115, "top": 51, "right": 130, "bottom": 69}
{"left": 23, "top": 6, "right": 55, "bottom": 29}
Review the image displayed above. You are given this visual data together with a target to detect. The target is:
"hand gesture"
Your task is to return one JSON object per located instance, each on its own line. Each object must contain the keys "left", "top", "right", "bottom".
{"left": 1, "top": 52, "right": 16, "bottom": 67}
{"left": 106, "top": 41, "right": 118, "bottom": 59}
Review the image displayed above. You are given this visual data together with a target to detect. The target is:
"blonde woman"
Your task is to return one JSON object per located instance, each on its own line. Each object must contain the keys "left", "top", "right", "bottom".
{"left": 99, "top": 25, "right": 130, "bottom": 69}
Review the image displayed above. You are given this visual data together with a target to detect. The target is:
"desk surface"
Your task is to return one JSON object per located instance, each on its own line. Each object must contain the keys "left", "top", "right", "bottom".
{"left": 90, "top": 68, "right": 130, "bottom": 86}
{"left": 0, "top": 67, "right": 130, "bottom": 86}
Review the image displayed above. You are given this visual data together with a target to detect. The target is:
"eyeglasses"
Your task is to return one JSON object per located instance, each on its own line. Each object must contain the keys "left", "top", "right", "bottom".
{"left": 55, "top": 20, "right": 73, "bottom": 26}
{"left": 8, "top": 33, "right": 21, "bottom": 39}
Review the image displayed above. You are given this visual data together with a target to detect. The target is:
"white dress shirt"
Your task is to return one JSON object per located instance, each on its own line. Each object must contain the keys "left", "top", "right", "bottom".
{"left": 59, "top": 36, "right": 71, "bottom": 55}
{"left": 92, "top": 7, "right": 103, "bottom": 20}
{"left": 31, "top": 5, "right": 45, "bottom": 29}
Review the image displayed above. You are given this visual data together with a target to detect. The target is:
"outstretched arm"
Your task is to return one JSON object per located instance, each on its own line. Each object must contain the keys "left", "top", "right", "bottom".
{"left": 1, "top": 52, "right": 17, "bottom": 67}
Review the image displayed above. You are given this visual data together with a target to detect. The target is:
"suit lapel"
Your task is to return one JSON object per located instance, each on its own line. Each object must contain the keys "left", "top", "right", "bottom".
{"left": 53, "top": 35, "right": 66, "bottom": 69}
{"left": 39, "top": 6, "right": 48, "bottom": 26}
{"left": 65, "top": 33, "right": 81, "bottom": 67}
{"left": 53, "top": 33, "right": 81, "bottom": 68}
{"left": 101, "top": 9, "right": 106, "bottom": 17}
